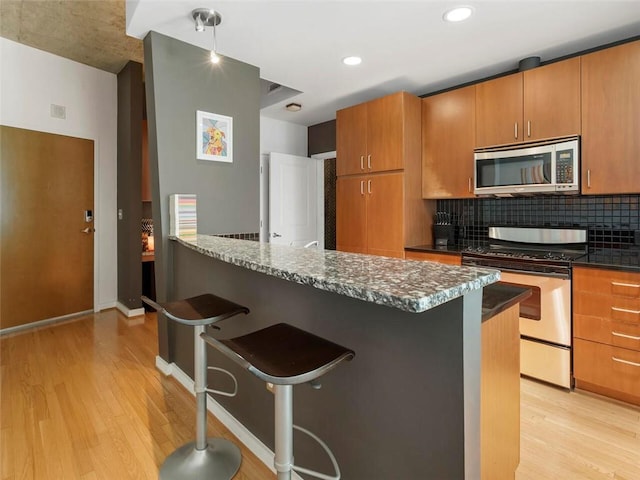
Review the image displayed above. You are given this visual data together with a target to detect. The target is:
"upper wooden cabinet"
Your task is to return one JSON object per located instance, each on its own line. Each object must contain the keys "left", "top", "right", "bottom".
{"left": 422, "top": 86, "right": 476, "bottom": 199}
{"left": 336, "top": 91, "right": 418, "bottom": 175}
{"left": 581, "top": 40, "right": 640, "bottom": 195}
{"left": 475, "top": 57, "right": 581, "bottom": 147}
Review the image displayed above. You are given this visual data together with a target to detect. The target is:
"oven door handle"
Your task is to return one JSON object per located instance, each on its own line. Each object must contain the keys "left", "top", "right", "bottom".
{"left": 497, "top": 267, "right": 570, "bottom": 280}
{"left": 462, "top": 261, "right": 570, "bottom": 280}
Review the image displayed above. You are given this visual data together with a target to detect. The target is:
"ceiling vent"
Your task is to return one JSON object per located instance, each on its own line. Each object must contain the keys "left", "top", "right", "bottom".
{"left": 260, "top": 78, "right": 302, "bottom": 109}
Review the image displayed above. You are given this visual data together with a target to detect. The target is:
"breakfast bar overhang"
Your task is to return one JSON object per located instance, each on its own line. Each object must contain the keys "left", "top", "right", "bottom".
{"left": 162, "top": 235, "right": 502, "bottom": 480}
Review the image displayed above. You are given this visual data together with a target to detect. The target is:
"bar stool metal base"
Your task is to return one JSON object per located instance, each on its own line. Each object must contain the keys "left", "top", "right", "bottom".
{"left": 159, "top": 438, "right": 241, "bottom": 480}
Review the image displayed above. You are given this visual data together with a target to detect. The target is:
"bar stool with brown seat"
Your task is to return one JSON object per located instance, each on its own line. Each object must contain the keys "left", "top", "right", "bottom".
{"left": 201, "top": 323, "right": 355, "bottom": 480}
{"left": 142, "top": 294, "right": 249, "bottom": 480}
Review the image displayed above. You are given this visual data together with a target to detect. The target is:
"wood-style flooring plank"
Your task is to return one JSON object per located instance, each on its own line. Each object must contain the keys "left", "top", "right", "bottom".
{"left": 2, "top": 309, "right": 640, "bottom": 479}
{"left": 0, "top": 310, "right": 276, "bottom": 480}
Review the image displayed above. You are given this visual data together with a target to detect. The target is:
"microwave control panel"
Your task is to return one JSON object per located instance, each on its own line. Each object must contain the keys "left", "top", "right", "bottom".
{"left": 555, "top": 149, "right": 574, "bottom": 184}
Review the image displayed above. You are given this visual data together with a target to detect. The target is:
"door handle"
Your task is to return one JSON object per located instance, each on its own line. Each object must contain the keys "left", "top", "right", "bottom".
{"left": 272, "top": 232, "right": 282, "bottom": 238}
{"left": 81, "top": 227, "right": 95, "bottom": 234}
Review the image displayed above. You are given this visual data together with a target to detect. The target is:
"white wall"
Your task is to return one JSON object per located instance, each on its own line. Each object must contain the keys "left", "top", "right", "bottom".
{"left": 260, "top": 116, "right": 307, "bottom": 157}
{"left": 0, "top": 38, "right": 118, "bottom": 311}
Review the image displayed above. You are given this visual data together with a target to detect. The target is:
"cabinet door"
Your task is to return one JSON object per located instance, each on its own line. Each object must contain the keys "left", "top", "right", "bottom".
{"left": 336, "top": 176, "right": 367, "bottom": 254}
{"left": 366, "top": 173, "right": 404, "bottom": 258}
{"left": 366, "top": 92, "right": 405, "bottom": 173}
{"left": 336, "top": 103, "right": 367, "bottom": 176}
{"left": 405, "top": 250, "right": 462, "bottom": 265}
{"left": 581, "top": 40, "right": 640, "bottom": 195}
{"left": 422, "top": 86, "right": 475, "bottom": 198}
{"left": 523, "top": 57, "right": 581, "bottom": 142}
{"left": 475, "top": 73, "right": 523, "bottom": 147}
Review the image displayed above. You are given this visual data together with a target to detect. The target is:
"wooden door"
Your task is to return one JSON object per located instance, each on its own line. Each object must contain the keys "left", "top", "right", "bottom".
{"left": 366, "top": 92, "right": 405, "bottom": 173}
{"left": 476, "top": 73, "right": 523, "bottom": 147}
{"left": 336, "top": 176, "right": 367, "bottom": 254}
{"left": 336, "top": 102, "right": 367, "bottom": 176}
{"left": 366, "top": 173, "right": 404, "bottom": 258}
{"left": 422, "top": 86, "right": 476, "bottom": 198}
{"left": 524, "top": 57, "right": 581, "bottom": 141}
{"left": 1, "top": 126, "right": 94, "bottom": 329}
{"left": 581, "top": 40, "right": 640, "bottom": 195}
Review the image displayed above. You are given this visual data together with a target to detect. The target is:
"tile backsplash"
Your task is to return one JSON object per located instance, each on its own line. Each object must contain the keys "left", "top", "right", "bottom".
{"left": 437, "top": 195, "right": 640, "bottom": 248}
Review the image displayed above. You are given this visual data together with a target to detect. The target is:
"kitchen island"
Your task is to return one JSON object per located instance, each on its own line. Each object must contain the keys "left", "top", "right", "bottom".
{"left": 164, "top": 235, "right": 502, "bottom": 479}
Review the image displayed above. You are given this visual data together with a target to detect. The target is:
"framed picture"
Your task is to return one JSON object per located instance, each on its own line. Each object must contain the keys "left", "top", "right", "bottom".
{"left": 196, "top": 110, "right": 233, "bottom": 162}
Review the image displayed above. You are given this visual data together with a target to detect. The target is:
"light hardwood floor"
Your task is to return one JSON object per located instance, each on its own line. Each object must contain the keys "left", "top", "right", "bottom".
{"left": 1, "top": 309, "right": 639, "bottom": 479}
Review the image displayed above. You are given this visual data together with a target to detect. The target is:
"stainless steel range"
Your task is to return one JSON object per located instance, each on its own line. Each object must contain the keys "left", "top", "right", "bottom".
{"left": 462, "top": 226, "right": 588, "bottom": 388}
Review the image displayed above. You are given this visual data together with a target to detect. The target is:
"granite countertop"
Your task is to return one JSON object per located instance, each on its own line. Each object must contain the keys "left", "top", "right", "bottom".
{"left": 172, "top": 235, "right": 500, "bottom": 313}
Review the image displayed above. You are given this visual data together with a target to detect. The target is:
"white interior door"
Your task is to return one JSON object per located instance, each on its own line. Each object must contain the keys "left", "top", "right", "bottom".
{"left": 269, "top": 152, "right": 321, "bottom": 247}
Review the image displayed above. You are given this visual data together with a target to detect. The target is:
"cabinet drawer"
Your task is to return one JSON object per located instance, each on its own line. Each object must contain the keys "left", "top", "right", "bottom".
{"left": 574, "top": 338, "right": 640, "bottom": 398}
{"left": 573, "top": 291, "right": 640, "bottom": 324}
{"left": 574, "top": 313, "right": 640, "bottom": 351}
{"left": 573, "top": 267, "right": 640, "bottom": 297}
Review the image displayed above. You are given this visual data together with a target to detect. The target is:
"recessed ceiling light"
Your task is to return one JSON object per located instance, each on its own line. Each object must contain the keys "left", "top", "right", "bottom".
{"left": 443, "top": 6, "right": 474, "bottom": 23}
{"left": 342, "top": 56, "right": 362, "bottom": 66}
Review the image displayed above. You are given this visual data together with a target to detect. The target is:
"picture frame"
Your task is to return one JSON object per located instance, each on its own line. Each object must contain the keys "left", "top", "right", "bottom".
{"left": 196, "top": 110, "right": 233, "bottom": 162}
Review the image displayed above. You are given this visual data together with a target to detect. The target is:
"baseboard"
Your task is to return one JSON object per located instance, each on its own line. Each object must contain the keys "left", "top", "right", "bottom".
{"left": 116, "top": 301, "right": 145, "bottom": 318}
{"left": 0, "top": 309, "right": 93, "bottom": 336}
{"left": 96, "top": 300, "right": 117, "bottom": 311}
{"left": 155, "top": 356, "right": 303, "bottom": 480}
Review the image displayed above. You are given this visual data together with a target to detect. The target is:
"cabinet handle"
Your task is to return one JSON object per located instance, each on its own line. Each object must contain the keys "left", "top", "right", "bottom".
{"left": 514, "top": 122, "right": 518, "bottom": 139}
{"left": 360, "top": 155, "right": 364, "bottom": 170}
{"left": 367, "top": 154, "right": 371, "bottom": 170}
{"left": 587, "top": 169, "right": 591, "bottom": 188}
{"left": 612, "top": 281, "right": 640, "bottom": 289}
{"left": 360, "top": 180, "right": 364, "bottom": 195}
{"left": 612, "top": 306, "right": 640, "bottom": 315}
{"left": 612, "top": 357, "right": 640, "bottom": 368}
{"left": 368, "top": 180, "right": 372, "bottom": 194}
{"left": 527, "top": 120, "right": 531, "bottom": 138}
{"left": 468, "top": 177, "right": 472, "bottom": 193}
{"left": 612, "top": 331, "right": 640, "bottom": 341}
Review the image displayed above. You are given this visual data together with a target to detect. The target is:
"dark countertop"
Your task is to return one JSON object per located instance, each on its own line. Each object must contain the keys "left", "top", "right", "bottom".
{"left": 405, "top": 244, "right": 466, "bottom": 254}
{"left": 408, "top": 244, "right": 640, "bottom": 273}
{"left": 482, "top": 283, "right": 531, "bottom": 322}
{"left": 573, "top": 248, "right": 640, "bottom": 273}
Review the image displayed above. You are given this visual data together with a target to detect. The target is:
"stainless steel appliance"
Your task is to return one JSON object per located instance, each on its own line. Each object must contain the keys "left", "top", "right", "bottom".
{"left": 462, "top": 226, "right": 588, "bottom": 388}
{"left": 474, "top": 137, "right": 579, "bottom": 196}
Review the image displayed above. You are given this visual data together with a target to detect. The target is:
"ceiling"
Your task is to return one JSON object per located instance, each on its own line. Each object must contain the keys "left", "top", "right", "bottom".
{"left": 2, "top": 1, "right": 639, "bottom": 127}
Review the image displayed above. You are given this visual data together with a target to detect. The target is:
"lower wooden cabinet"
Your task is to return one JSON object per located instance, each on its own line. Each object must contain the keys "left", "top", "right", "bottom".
{"left": 336, "top": 173, "right": 405, "bottom": 258}
{"left": 573, "top": 266, "right": 640, "bottom": 405}
{"left": 404, "top": 250, "right": 462, "bottom": 265}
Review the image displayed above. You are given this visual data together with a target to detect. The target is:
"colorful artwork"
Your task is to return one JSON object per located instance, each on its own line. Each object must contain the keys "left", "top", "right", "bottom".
{"left": 196, "top": 111, "right": 233, "bottom": 162}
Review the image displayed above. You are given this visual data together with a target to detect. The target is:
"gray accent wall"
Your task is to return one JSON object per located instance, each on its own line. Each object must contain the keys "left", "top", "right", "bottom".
{"left": 143, "top": 31, "right": 260, "bottom": 360}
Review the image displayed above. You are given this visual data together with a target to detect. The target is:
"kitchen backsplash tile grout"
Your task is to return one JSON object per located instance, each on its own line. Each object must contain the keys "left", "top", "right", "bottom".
{"left": 437, "top": 194, "right": 640, "bottom": 248}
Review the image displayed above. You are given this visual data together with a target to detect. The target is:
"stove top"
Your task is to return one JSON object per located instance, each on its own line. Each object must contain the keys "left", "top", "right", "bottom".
{"left": 463, "top": 245, "right": 587, "bottom": 263}
{"left": 461, "top": 227, "right": 588, "bottom": 276}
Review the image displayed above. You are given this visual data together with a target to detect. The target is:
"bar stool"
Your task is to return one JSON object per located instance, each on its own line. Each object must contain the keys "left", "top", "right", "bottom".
{"left": 142, "top": 294, "right": 249, "bottom": 480}
{"left": 201, "top": 323, "right": 355, "bottom": 480}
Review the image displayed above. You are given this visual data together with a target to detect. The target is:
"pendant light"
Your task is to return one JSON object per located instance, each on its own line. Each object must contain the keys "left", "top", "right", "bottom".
{"left": 192, "top": 8, "right": 222, "bottom": 64}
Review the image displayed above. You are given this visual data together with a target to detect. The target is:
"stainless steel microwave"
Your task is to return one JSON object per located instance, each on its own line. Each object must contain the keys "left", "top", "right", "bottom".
{"left": 474, "top": 137, "right": 579, "bottom": 196}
